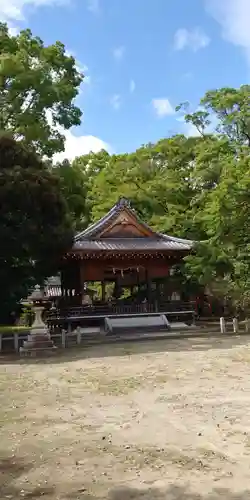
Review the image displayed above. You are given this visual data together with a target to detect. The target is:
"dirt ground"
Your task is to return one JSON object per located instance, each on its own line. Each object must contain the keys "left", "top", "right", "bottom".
{"left": 1, "top": 335, "right": 250, "bottom": 500}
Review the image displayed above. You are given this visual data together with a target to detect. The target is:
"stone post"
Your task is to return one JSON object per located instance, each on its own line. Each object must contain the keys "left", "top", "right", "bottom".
{"left": 220, "top": 317, "right": 226, "bottom": 334}
{"left": 245, "top": 318, "right": 250, "bottom": 333}
{"left": 20, "top": 285, "right": 57, "bottom": 357}
{"left": 232, "top": 317, "right": 239, "bottom": 334}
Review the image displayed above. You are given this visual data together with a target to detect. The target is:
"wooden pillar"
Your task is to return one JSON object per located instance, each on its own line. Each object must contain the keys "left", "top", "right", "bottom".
{"left": 80, "top": 261, "right": 85, "bottom": 299}
{"left": 155, "top": 281, "right": 159, "bottom": 300}
{"left": 74, "top": 259, "right": 82, "bottom": 296}
{"left": 145, "top": 268, "right": 151, "bottom": 302}
{"left": 154, "top": 280, "right": 159, "bottom": 312}
{"left": 137, "top": 268, "right": 140, "bottom": 293}
{"left": 68, "top": 260, "right": 74, "bottom": 297}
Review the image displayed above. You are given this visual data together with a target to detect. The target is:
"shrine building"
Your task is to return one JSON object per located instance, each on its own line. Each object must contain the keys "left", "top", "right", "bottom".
{"left": 47, "top": 197, "right": 196, "bottom": 333}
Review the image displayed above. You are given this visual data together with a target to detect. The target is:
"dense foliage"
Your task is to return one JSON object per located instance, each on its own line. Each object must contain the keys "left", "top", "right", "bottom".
{"left": 0, "top": 23, "right": 83, "bottom": 158}
{"left": 0, "top": 135, "right": 73, "bottom": 323}
{"left": 55, "top": 85, "right": 250, "bottom": 311}
{"left": 0, "top": 24, "right": 83, "bottom": 323}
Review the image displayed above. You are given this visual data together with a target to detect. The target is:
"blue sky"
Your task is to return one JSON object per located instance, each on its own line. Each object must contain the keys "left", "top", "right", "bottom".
{"left": 1, "top": 0, "right": 249, "bottom": 161}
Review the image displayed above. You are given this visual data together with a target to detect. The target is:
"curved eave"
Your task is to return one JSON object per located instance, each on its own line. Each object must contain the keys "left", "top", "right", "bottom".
{"left": 159, "top": 233, "right": 195, "bottom": 248}
{"left": 72, "top": 237, "right": 193, "bottom": 252}
{"left": 74, "top": 204, "right": 119, "bottom": 241}
{"left": 74, "top": 198, "right": 195, "bottom": 251}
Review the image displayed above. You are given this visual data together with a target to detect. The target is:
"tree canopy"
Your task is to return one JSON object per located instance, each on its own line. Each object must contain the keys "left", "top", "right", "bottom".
{"left": 0, "top": 23, "right": 83, "bottom": 158}
{"left": 54, "top": 85, "right": 250, "bottom": 311}
{"left": 0, "top": 135, "right": 73, "bottom": 323}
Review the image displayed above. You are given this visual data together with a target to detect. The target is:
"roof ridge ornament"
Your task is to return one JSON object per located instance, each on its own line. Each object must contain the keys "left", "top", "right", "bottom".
{"left": 117, "top": 197, "right": 131, "bottom": 208}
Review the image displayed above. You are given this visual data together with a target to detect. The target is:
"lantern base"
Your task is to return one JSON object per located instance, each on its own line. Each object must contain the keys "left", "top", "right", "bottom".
{"left": 20, "top": 333, "right": 57, "bottom": 357}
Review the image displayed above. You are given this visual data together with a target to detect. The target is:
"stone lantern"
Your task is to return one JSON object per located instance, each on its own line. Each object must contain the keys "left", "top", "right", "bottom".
{"left": 20, "top": 285, "right": 57, "bottom": 357}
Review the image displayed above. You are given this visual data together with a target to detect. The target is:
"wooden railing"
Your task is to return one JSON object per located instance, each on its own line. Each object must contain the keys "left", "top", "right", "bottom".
{"left": 47, "top": 300, "right": 195, "bottom": 321}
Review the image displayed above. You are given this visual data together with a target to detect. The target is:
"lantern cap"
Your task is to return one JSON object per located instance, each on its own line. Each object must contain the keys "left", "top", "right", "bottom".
{"left": 28, "top": 285, "right": 46, "bottom": 302}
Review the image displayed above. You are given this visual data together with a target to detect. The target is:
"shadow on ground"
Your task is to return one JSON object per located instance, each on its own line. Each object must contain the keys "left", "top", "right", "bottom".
{"left": 1, "top": 458, "right": 249, "bottom": 499}
{"left": 1, "top": 333, "right": 250, "bottom": 366}
{"left": 0, "top": 456, "right": 56, "bottom": 499}
{"left": 67, "top": 484, "right": 250, "bottom": 500}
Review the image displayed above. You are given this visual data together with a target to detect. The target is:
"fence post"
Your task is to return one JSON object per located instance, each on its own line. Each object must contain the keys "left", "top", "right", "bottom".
{"left": 220, "top": 317, "right": 226, "bottom": 334}
{"left": 76, "top": 328, "right": 81, "bottom": 345}
{"left": 192, "top": 310, "right": 196, "bottom": 326}
{"left": 233, "top": 317, "right": 239, "bottom": 334}
{"left": 245, "top": 319, "right": 250, "bottom": 333}
{"left": 0, "top": 333, "right": 2, "bottom": 352}
{"left": 14, "top": 332, "right": 19, "bottom": 352}
{"left": 61, "top": 329, "right": 66, "bottom": 348}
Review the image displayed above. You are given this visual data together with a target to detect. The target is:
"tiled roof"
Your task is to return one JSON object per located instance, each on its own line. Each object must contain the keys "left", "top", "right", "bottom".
{"left": 75, "top": 197, "right": 155, "bottom": 241}
{"left": 73, "top": 237, "right": 192, "bottom": 252}
{"left": 73, "top": 197, "right": 194, "bottom": 252}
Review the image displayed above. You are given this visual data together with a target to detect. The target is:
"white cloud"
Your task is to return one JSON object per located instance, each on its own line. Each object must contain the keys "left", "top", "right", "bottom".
{"left": 7, "top": 22, "right": 20, "bottom": 35}
{"left": 152, "top": 98, "right": 174, "bottom": 118}
{"left": 129, "top": 79, "right": 135, "bottom": 93}
{"left": 45, "top": 110, "right": 111, "bottom": 162}
{"left": 0, "top": 0, "right": 65, "bottom": 22}
{"left": 113, "top": 46, "right": 125, "bottom": 61}
{"left": 0, "top": 0, "right": 100, "bottom": 23}
{"left": 53, "top": 130, "right": 111, "bottom": 162}
{"left": 174, "top": 27, "right": 210, "bottom": 52}
{"left": 205, "top": 0, "right": 250, "bottom": 63}
{"left": 110, "top": 94, "right": 121, "bottom": 110}
{"left": 0, "top": 0, "right": 69, "bottom": 37}
{"left": 87, "top": 0, "right": 99, "bottom": 14}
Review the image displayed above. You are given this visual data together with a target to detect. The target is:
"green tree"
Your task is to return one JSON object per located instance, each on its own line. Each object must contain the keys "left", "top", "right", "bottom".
{"left": 0, "top": 135, "right": 73, "bottom": 324}
{"left": 54, "top": 150, "right": 110, "bottom": 231}
{"left": 179, "top": 85, "right": 250, "bottom": 147}
{"left": 201, "top": 86, "right": 250, "bottom": 146}
{"left": 72, "top": 149, "right": 111, "bottom": 227}
{"left": 54, "top": 159, "right": 89, "bottom": 231}
{"left": 182, "top": 86, "right": 250, "bottom": 311}
{"left": 0, "top": 23, "right": 83, "bottom": 157}
{"left": 88, "top": 135, "right": 202, "bottom": 239}
{"left": 50, "top": 83, "right": 250, "bottom": 312}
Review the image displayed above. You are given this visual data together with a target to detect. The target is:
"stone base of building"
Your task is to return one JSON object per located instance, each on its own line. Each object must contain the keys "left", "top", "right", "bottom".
{"left": 20, "top": 334, "right": 57, "bottom": 357}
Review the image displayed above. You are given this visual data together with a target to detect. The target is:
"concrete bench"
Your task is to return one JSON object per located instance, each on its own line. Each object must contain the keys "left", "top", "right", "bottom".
{"left": 104, "top": 314, "right": 170, "bottom": 335}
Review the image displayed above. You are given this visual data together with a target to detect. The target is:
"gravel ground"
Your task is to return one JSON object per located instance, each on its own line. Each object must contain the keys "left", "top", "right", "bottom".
{"left": 1, "top": 334, "right": 250, "bottom": 499}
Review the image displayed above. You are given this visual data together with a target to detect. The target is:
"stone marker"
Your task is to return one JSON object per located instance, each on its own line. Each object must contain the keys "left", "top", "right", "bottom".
{"left": 20, "top": 285, "right": 57, "bottom": 357}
